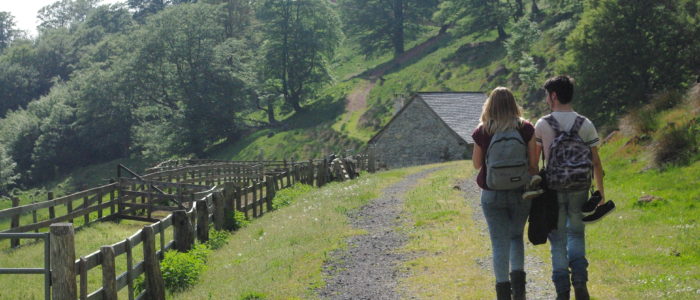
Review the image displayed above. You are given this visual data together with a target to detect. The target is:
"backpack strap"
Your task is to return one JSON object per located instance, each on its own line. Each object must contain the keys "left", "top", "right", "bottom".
{"left": 570, "top": 116, "right": 586, "bottom": 135}
{"left": 543, "top": 114, "right": 562, "bottom": 134}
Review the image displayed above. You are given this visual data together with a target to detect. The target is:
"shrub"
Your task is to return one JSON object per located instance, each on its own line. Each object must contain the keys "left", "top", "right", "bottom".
{"left": 272, "top": 183, "right": 313, "bottom": 209}
{"left": 653, "top": 121, "right": 699, "bottom": 167}
{"left": 232, "top": 210, "right": 250, "bottom": 230}
{"left": 160, "top": 246, "right": 209, "bottom": 293}
{"left": 650, "top": 90, "right": 683, "bottom": 111}
{"left": 629, "top": 107, "right": 658, "bottom": 135}
{"left": 206, "top": 229, "right": 230, "bottom": 250}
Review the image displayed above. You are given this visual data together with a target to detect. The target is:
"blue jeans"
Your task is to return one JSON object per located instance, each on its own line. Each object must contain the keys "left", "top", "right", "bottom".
{"left": 548, "top": 190, "right": 589, "bottom": 294}
{"left": 481, "top": 189, "right": 532, "bottom": 283}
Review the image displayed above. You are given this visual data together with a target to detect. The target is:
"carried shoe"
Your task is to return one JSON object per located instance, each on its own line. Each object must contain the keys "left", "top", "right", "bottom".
{"left": 523, "top": 188, "right": 544, "bottom": 200}
{"left": 529, "top": 174, "right": 542, "bottom": 189}
{"left": 582, "top": 190, "right": 602, "bottom": 213}
{"left": 582, "top": 200, "right": 616, "bottom": 223}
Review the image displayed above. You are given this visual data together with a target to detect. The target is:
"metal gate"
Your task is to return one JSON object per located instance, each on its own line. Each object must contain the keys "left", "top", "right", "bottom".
{"left": 0, "top": 232, "right": 51, "bottom": 300}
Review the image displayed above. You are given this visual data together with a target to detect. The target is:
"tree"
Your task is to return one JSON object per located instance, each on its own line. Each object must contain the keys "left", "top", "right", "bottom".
{"left": 0, "top": 11, "right": 19, "bottom": 52}
{"left": 202, "top": 0, "right": 255, "bottom": 38}
{"left": 338, "top": 0, "right": 439, "bottom": 57}
{"left": 435, "top": 0, "right": 510, "bottom": 39}
{"left": 257, "top": 0, "right": 342, "bottom": 112}
{"left": 564, "top": 0, "right": 699, "bottom": 125}
{"left": 0, "top": 146, "right": 18, "bottom": 195}
{"left": 0, "top": 60, "right": 42, "bottom": 116}
{"left": 129, "top": 3, "right": 253, "bottom": 157}
{"left": 38, "top": 0, "right": 100, "bottom": 30}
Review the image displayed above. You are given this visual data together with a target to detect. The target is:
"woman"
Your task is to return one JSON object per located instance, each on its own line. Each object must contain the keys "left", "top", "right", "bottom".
{"left": 471, "top": 87, "right": 538, "bottom": 300}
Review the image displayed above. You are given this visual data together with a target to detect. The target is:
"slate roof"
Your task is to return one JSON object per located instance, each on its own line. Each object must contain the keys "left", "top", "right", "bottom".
{"left": 417, "top": 92, "right": 486, "bottom": 144}
{"left": 368, "top": 92, "right": 486, "bottom": 145}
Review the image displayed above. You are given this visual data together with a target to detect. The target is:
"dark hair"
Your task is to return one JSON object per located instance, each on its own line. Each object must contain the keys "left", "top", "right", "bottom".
{"left": 543, "top": 76, "right": 574, "bottom": 104}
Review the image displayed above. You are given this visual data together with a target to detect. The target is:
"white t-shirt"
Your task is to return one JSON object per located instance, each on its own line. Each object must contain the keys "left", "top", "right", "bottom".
{"left": 535, "top": 111, "right": 600, "bottom": 160}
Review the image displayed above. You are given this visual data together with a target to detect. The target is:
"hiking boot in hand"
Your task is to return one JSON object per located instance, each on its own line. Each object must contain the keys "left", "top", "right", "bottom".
{"left": 582, "top": 200, "right": 616, "bottom": 223}
{"left": 522, "top": 174, "right": 544, "bottom": 200}
{"left": 528, "top": 174, "right": 542, "bottom": 189}
{"left": 582, "top": 190, "right": 602, "bottom": 213}
{"left": 523, "top": 189, "right": 545, "bottom": 200}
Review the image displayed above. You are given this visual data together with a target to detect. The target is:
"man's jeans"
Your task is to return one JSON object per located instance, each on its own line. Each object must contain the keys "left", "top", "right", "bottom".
{"left": 548, "top": 189, "right": 589, "bottom": 294}
{"left": 481, "top": 189, "right": 532, "bottom": 283}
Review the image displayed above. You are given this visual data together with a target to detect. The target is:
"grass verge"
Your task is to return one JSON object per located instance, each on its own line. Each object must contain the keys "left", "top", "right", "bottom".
{"left": 171, "top": 164, "right": 437, "bottom": 299}
{"left": 396, "top": 160, "right": 495, "bottom": 299}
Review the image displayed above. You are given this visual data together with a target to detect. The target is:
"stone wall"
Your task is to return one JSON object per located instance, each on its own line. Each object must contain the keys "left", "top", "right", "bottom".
{"left": 370, "top": 99, "right": 472, "bottom": 169}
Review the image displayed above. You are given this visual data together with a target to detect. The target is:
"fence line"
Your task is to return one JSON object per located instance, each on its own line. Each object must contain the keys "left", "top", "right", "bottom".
{"left": 0, "top": 154, "right": 373, "bottom": 299}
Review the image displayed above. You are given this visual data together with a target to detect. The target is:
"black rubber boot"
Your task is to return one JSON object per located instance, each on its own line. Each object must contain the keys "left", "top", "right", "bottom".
{"left": 496, "top": 282, "right": 512, "bottom": 300}
{"left": 510, "top": 270, "right": 526, "bottom": 300}
{"left": 556, "top": 291, "right": 570, "bottom": 300}
{"left": 573, "top": 282, "right": 590, "bottom": 300}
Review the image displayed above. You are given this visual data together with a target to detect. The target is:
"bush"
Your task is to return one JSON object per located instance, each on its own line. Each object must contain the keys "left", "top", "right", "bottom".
{"left": 160, "top": 246, "right": 209, "bottom": 293}
{"left": 206, "top": 229, "right": 230, "bottom": 250}
{"left": 629, "top": 107, "right": 658, "bottom": 135}
{"left": 650, "top": 90, "right": 683, "bottom": 111}
{"left": 272, "top": 184, "right": 314, "bottom": 209}
{"left": 232, "top": 210, "right": 250, "bottom": 230}
{"left": 653, "top": 120, "right": 699, "bottom": 167}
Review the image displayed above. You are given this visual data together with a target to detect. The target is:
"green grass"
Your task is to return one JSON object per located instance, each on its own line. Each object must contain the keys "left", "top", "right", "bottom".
{"left": 0, "top": 220, "right": 171, "bottom": 300}
{"left": 580, "top": 133, "right": 700, "bottom": 299}
{"left": 397, "top": 161, "right": 496, "bottom": 299}
{"left": 171, "top": 164, "right": 437, "bottom": 299}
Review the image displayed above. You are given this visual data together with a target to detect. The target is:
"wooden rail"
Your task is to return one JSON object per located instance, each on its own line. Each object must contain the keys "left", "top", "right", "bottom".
{"left": 1, "top": 155, "right": 374, "bottom": 299}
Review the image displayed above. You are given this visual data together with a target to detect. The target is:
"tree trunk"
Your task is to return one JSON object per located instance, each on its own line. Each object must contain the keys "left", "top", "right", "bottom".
{"left": 515, "top": 0, "right": 524, "bottom": 19}
{"left": 266, "top": 100, "right": 277, "bottom": 124}
{"left": 291, "top": 96, "right": 302, "bottom": 112}
{"left": 531, "top": 0, "right": 540, "bottom": 17}
{"left": 497, "top": 25, "right": 507, "bottom": 40}
{"left": 392, "top": 0, "right": 405, "bottom": 56}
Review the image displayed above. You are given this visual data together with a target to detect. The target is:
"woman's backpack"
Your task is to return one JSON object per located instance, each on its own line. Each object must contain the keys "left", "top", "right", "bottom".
{"left": 544, "top": 115, "right": 593, "bottom": 191}
{"left": 485, "top": 127, "right": 529, "bottom": 190}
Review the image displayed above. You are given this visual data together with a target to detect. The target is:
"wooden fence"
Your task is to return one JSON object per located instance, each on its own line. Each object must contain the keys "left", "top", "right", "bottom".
{"left": 0, "top": 155, "right": 373, "bottom": 299}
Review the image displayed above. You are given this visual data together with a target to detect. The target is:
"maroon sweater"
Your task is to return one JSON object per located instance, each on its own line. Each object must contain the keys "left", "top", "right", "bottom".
{"left": 471, "top": 121, "right": 535, "bottom": 190}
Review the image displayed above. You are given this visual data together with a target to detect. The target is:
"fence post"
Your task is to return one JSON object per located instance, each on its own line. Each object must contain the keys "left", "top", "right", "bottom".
{"left": 196, "top": 200, "right": 209, "bottom": 243}
{"left": 223, "top": 183, "right": 234, "bottom": 230}
{"left": 172, "top": 210, "right": 194, "bottom": 252}
{"left": 101, "top": 246, "right": 117, "bottom": 300}
{"left": 265, "top": 176, "right": 274, "bottom": 212}
{"left": 50, "top": 223, "right": 77, "bottom": 300}
{"left": 213, "top": 190, "right": 225, "bottom": 231}
{"left": 234, "top": 186, "right": 243, "bottom": 220}
{"left": 252, "top": 185, "right": 258, "bottom": 218}
{"left": 368, "top": 146, "right": 376, "bottom": 173}
{"left": 142, "top": 226, "right": 166, "bottom": 300}
{"left": 10, "top": 197, "right": 20, "bottom": 247}
{"left": 48, "top": 192, "right": 56, "bottom": 220}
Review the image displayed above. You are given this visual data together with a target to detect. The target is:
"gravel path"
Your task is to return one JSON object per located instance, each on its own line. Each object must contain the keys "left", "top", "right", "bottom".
{"left": 459, "top": 178, "right": 556, "bottom": 300}
{"left": 318, "top": 167, "right": 443, "bottom": 300}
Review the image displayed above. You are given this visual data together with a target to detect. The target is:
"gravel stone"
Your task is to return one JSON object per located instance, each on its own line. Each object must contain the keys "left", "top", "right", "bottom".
{"left": 318, "top": 167, "right": 443, "bottom": 300}
{"left": 459, "top": 178, "right": 556, "bottom": 300}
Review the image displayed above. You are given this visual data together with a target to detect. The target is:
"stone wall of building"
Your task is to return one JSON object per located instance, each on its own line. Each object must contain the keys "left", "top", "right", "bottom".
{"left": 370, "top": 99, "right": 472, "bottom": 169}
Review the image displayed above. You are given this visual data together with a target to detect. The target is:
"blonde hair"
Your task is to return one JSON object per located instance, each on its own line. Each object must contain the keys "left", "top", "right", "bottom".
{"left": 479, "top": 87, "right": 524, "bottom": 135}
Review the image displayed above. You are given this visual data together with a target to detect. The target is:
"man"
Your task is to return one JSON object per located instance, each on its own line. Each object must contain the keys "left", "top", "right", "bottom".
{"left": 534, "top": 76, "right": 607, "bottom": 300}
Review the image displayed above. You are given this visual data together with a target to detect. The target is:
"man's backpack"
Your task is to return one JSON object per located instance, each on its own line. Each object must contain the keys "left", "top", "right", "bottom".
{"left": 544, "top": 115, "right": 593, "bottom": 191}
{"left": 485, "top": 126, "right": 529, "bottom": 190}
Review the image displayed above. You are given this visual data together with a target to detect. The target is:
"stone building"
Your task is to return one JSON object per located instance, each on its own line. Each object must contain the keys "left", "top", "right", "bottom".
{"left": 368, "top": 92, "right": 486, "bottom": 169}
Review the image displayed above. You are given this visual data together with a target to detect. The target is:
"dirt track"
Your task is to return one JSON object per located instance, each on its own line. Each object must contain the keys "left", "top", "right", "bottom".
{"left": 318, "top": 167, "right": 443, "bottom": 300}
